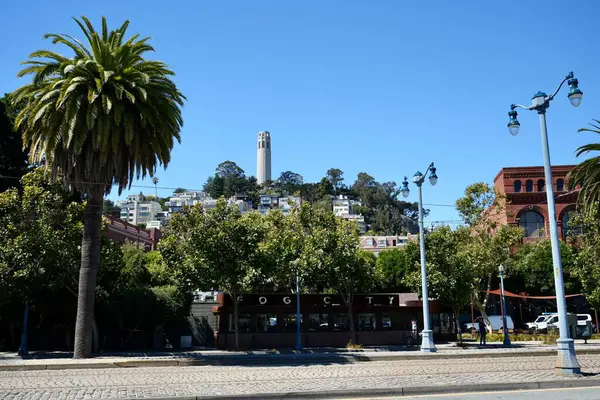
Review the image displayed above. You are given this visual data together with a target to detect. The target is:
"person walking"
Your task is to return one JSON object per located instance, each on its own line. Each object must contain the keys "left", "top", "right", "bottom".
{"left": 479, "top": 318, "right": 487, "bottom": 346}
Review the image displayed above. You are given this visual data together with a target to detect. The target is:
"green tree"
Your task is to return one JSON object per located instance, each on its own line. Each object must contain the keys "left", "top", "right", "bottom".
{"left": 13, "top": 16, "right": 185, "bottom": 358}
{"left": 203, "top": 161, "right": 256, "bottom": 199}
{"left": 569, "top": 120, "right": 600, "bottom": 218}
{"left": 349, "top": 173, "right": 421, "bottom": 234}
{"left": 455, "top": 182, "right": 523, "bottom": 318}
{"left": 0, "top": 169, "right": 84, "bottom": 308}
{"left": 404, "top": 226, "right": 473, "bottom": 343}
{"left": 161, "top": 200, "right": 266, "bottom": 349}
{"left": 326, "top": 168, "right": 345, "bottom": 194}
{"left": 510, "top": 239, "right": 580, "bottom": 296}
{"left": 568, "top": 210, "right": 600, "bottom": 309}
{"left": 0, "top": 95, "right": 28, "bottom": 192}
{"left": 305, "top": 212, "right": 375, "bottom": 343}
{"left": 375, "top": 245, "right": 419, "bottom": 292}
{"left": 275, "top": 171, "right": 304, "bottom": 195}
{"left": 102, "top": 199, "right": 121, "bottom": 218}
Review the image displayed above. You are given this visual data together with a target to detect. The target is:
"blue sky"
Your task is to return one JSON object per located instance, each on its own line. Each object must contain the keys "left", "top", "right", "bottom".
{"left": 1, "top": 1, "right": 599, "bottom": 225}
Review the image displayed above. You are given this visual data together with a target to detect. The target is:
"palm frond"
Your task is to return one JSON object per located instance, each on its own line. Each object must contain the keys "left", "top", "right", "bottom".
{"left": 15, "top": 16, "right": 185, "bottom": 197}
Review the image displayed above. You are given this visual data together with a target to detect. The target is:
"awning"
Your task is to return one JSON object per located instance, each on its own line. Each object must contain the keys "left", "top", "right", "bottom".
{"left": 483, "top": 289, "right": 584, "bottom": 300}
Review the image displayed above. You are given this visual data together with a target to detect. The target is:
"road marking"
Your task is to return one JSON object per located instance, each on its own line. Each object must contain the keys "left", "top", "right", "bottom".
{"left": 344, "top": 385, "right": 600, "bottom": 399}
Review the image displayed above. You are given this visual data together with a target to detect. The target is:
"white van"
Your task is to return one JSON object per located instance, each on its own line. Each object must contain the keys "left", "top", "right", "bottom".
{"left": 530, "top": 313, "right": 591, "bottom": 333}
{"left": 465, "top": 315, "right": 514, "bottom": 333}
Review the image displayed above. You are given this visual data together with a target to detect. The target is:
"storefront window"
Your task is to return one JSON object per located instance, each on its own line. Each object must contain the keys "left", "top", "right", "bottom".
{"left": 309, "top": 313, "right": 329, "bottom": 331}
{"left": 283, "top": 313, "right": 303, "bottom": 332}
{"left": 256, "top": 314, "right": 278, "bottom": 333}
{"left": 431, "top": 313, "right": 441, "bottom": 333}
{"left": 381, "top": 313, "right": 402, "bottom": 330}
{"left": 358, "top": 313, "right": 376, "bottom": 331}
{"left": 228, "top": 314, "right": 251, "bottom": 333}
{"left": 439, "top": 313, "right": 454, "bottom": 334}
{"left": 333, "top": 314, "right": 349, "bottom": 331}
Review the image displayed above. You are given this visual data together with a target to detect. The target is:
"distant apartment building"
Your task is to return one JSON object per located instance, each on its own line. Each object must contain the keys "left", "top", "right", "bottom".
{"left": 165, "top": 191, "right": 209, "bottom": 213}
{"left": 258, "top": 194, "right": 301, "bottom": 216}
{"left": 118, "top": 193, "right": 163, "bottom": 226}
{"left": 147, "top": 211, "right": 170, "bottom": 230}
{"left": 359, "top": 235, "right": 410, "bottom": 256}
{"left": 166, "top": 190, "right": 253, "bottom": 216}
{"left": 332, "top": 195, "right": 366, "bottom": 233}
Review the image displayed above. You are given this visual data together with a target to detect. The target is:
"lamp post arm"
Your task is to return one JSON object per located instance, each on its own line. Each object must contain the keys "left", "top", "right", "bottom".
{"left": 511, "top": 103, "right": 534, "bottom": 111}
{"left": 547, "top": 72, "right": 574, "bottom": 101}
{"left": 417, "top": 162, "right": 435, "bottom": 184}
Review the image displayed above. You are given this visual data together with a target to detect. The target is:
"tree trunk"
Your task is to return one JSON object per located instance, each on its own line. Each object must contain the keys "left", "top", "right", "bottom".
{"left": 454, "top": 307, "right": 462, "bottom": 345}
{"left": 73, "top": 195, "right": 103, "bottom": 358}
{"left": 346, "top": 294, "right": 356, "bottom": 344}
{"left": 233, "top": 294, "right": 240, "bottom": 351}
{"left": 482, "top": 273, "right": 493, "bottom": 311}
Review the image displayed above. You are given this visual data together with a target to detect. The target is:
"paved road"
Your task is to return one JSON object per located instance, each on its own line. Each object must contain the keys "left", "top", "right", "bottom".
{"left": 353, "top": 386, "right": 600, "bottom": 399}
{"left": 1, "top": 354, "right": 600, "bottom": 399}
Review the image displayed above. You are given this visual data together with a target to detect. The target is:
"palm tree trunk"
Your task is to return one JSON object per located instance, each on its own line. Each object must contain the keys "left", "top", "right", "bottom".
{"left": 73, "top": 195, "right": 103, "bottom": 358}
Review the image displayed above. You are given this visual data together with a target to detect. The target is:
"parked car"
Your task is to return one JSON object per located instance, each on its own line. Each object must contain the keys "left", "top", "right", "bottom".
{"left": 464, "top": 315, "right": 514, "bottom": 333}
{"left": 528, "top": 313, "right": 591, "bottom": 334}
{"left": 526, "top": 314, "right": 553, "bottom": 334}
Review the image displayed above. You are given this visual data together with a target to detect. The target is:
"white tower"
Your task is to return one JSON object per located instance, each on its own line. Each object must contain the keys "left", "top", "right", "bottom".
{"left": 256, "top": 131, "right": 272, "bottom": 185}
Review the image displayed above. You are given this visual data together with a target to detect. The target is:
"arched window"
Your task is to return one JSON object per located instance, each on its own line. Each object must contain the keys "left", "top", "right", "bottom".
{"left": 537, "top": 179, "right": 545, "bottom": 192}
{"left": 266, "top": 139, "right": 270, "bottom": 149}
{"left": 525, "top": 180, "right": 534, "bottom": 192}
{"left": 557, "top": 179, "right": 564, "bottom": 192}
{"left": 520, "top": 210, "right": 545, "bottom": 238}
{"left": 514, "top": 180, "right": 522, "bottom": 193}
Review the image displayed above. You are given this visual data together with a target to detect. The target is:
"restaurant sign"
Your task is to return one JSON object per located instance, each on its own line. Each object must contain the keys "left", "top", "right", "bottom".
{"left": 234, "top": 294, "right": 401, "bottom": 307}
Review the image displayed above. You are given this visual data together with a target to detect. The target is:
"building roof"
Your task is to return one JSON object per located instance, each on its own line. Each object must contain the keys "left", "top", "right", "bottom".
{"left": 494, "top": 165, "right": 576, "bottom": 183}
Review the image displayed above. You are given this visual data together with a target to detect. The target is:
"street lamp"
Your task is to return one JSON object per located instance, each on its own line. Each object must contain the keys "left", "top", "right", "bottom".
{"left": 507, "top": 71, "right": 583, "bottom": 375}
{"left": 498, "top": 265, "right": 511, "bottom": 347}
{"left": 295, "top": 267, "right": 302, "bottom": 351}
{"left": 400, "top": 162, "right": 438, "bottom": 353}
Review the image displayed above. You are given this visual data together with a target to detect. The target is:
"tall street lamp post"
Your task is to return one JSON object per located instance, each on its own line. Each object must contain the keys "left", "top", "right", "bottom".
{"left": 498, "top": 264, "right": 511, "bottom": 347}
{"left": 401, "top": 162, "right": 438, "bottom": 353}
{"left": 295, "top": 267, "right": 302, "bottom": 351}
{"left": 507, "top": 71, "right": 583, "bottom": 375}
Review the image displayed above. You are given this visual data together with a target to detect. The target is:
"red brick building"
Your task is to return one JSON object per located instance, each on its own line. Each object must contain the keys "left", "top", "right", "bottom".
{"left": 103, "top": 216, "right": 162, "bottom": 250}
{"left": 493, "top": 165, "right": 579, "bottom": 241}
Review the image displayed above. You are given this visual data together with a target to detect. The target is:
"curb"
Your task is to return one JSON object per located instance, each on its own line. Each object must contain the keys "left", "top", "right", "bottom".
{"left": 175, "top": 379, "right": 600, "bottom": 399}
{"left": 2, "top": 348, "right": 600, "bottom": 372}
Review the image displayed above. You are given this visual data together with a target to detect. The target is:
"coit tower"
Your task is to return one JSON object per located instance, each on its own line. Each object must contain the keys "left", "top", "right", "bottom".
{"left": 256, "top": 131, "right": 272, "bottom": 185}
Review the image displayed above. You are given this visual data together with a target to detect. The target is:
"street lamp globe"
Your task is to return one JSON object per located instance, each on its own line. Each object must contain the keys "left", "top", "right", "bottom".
{"left": 567, "top": 78, "right": 583, "bottom": 107}
{"left": 507, "top": 110, "right": 520, "bottom": 136}
{"left": 429, "top": 167, "right": 438, "bottom": 186}
{"left": 413, "top": 171, "right": 423, "bottom": 184}
{"left": 400, "top": 177, "right": 410, "bottom": 198}
{"left": 498, "top": 264, "right": 505, "bottom": 275}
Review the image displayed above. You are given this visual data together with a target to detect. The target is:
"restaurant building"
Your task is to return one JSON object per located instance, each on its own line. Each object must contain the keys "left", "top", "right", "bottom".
{"left": 210, "top": 293, "right": 455, "bottom": 349}
{"left": 492, "top": 165, "right": 579, "bottom": 241}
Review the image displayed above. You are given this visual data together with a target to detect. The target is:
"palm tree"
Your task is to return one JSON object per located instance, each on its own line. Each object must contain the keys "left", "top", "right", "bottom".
{"left": 13, "top": 16, "right": 185, "bottom": 358}
{"left": 569, "top": 120, "right": 600, "bottom": 218}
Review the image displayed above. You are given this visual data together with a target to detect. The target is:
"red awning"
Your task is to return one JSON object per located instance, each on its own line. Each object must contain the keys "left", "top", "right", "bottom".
{"left": 483, "top": 289, "right": 583, "bottom": 300}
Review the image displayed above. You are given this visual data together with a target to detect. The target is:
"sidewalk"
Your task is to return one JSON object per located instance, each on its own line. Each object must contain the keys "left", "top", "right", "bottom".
{"left": 2, "top": 352, "right": 600, "bottom": 399}
{"left": 2, "top": 340, "right": 600, "bottom": 371}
